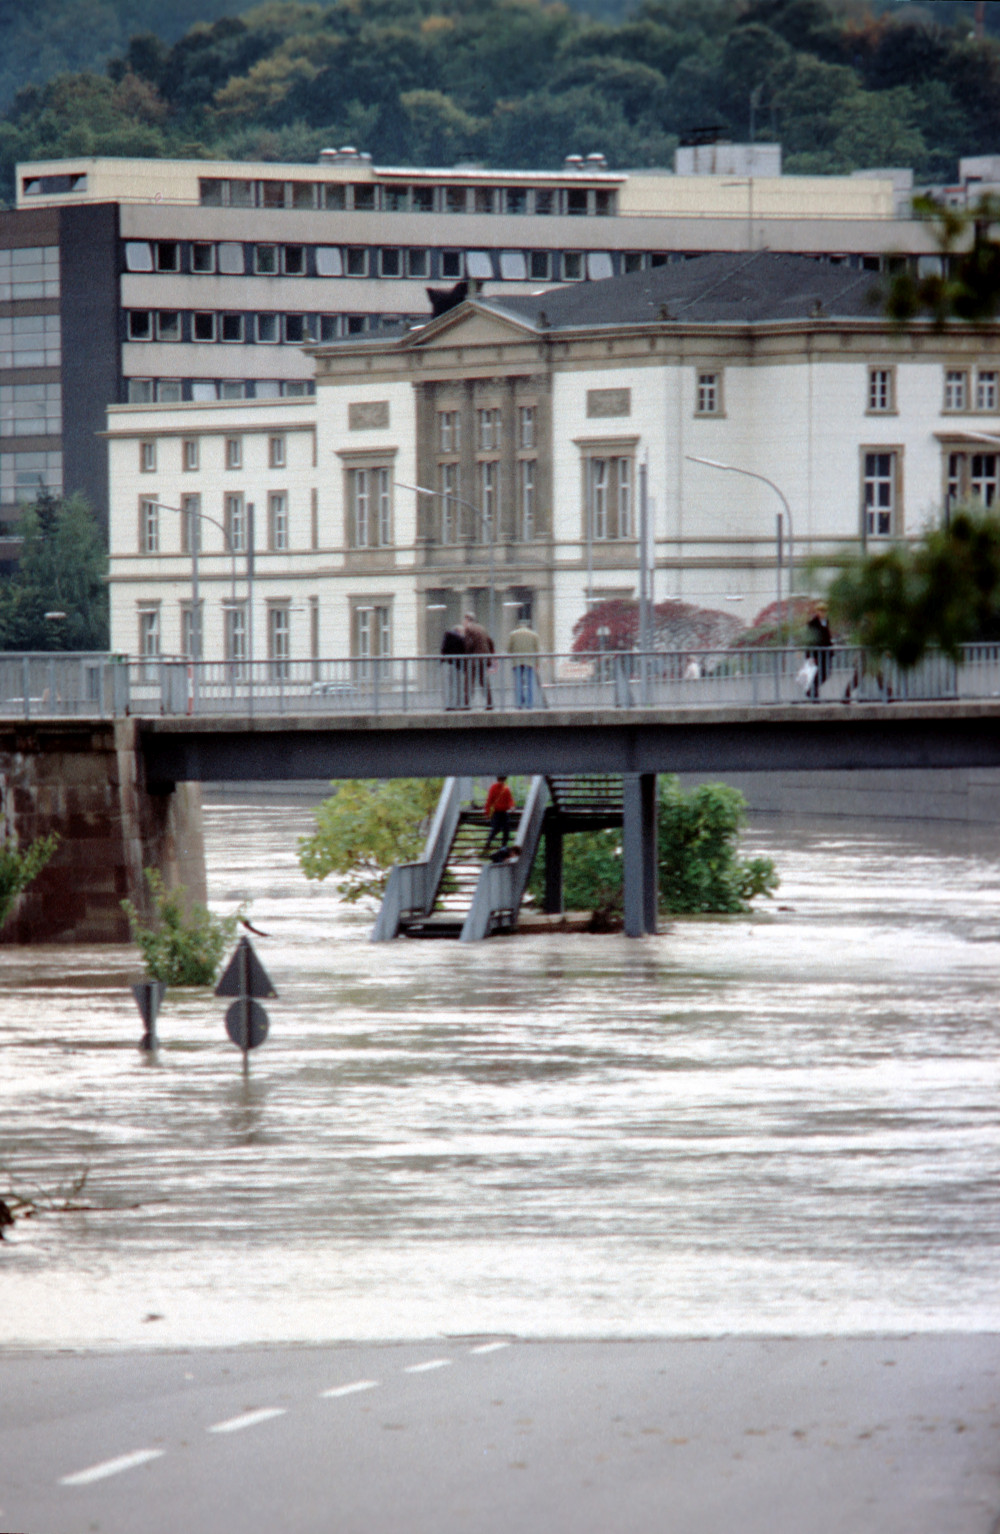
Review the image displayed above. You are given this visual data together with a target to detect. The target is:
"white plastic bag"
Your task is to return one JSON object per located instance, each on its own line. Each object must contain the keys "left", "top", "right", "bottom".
{"left": 796, "top": 657, "right": 818, "bottom": 692}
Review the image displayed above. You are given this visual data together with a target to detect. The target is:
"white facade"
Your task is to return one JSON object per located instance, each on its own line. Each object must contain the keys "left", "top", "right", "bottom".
{"left": 108, "top": 292, "right": 1000, "bottom": 662}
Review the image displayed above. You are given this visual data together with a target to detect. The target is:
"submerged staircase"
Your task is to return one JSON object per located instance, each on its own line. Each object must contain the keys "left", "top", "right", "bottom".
{"left": 372, "top": 773, "right": 627, "bottom": 942}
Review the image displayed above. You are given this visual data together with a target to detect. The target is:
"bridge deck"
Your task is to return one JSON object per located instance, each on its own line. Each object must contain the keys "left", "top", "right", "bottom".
{"left": 133, "top": 701, "right": 1000, "bottom": 784}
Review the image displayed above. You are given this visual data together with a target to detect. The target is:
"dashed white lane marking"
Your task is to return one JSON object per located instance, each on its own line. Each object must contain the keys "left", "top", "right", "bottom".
{"left": 469, "top": 1342, "right": 511, "bottom": 1355}
{"left": 60, "top": 1448, "right": 166, "bottom": 1486}
{"left": 321, "top": 1379, "right": 379, "bottom": 1399}
{"left": 208, "top": 1407, "right": 287, "bottom": 1434}
{"left": 404, "top": 1359, "right": 452, "bottom": 1374}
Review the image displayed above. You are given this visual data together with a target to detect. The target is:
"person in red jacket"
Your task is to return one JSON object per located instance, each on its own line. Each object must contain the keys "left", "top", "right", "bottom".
{"left": 483, "top": 774, "right": 515, "bottom": 854}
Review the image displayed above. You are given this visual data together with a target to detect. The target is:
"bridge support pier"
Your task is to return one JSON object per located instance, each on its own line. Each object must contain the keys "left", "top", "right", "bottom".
{"left": 623, "top": 772, "right": 658, "bottom": 938}
{"left": 0, "top": 718, "right": 205, "bottom": 944}
{"left": 543, "top": 824, "right": 564, "bottom": 915}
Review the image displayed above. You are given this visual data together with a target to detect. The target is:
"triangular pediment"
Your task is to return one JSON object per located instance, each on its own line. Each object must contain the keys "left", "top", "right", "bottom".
{"left": 402, "top": 301, "right": 541, "bottom": 352}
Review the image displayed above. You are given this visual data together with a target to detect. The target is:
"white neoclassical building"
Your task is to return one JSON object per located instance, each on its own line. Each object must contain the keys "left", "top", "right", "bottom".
{"left": 107, "top": 250, "right": 1000, "bottom": 665}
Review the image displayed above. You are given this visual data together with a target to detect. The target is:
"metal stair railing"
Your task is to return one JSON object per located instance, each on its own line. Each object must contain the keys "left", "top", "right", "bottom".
{"left": 371, "top": 775, "right": 471, "bottom": 941}
{"left": 460, "top": 776, "right": 549, "bottom": 942}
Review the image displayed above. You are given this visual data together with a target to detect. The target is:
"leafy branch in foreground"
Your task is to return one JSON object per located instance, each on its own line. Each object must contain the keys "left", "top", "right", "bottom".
{"left": 299, "top": 779, "right": 443, "bottom": 904}
{"left": 0, "top": 831, "right": 58, "bottom": 929}
{"left": 0, "top": 1165, "right": 91, "bottom": 1236}
{"left": 121, "top": 869, "right": 244, "bottom": 985}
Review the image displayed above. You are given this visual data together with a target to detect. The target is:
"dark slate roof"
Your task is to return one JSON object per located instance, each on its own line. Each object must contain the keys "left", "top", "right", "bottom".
{"left": 482, "top": 251, "right": 882, "bottom": 330}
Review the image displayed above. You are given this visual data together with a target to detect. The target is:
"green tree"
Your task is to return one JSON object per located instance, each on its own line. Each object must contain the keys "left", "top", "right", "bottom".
{"left": 121, "top": 868, "right": 244, "bottom": 985}
{"left": 529, "top": 776, "right": 778, "bottom": 920}
{"left": 0, "top": 494, "right": 108, "bottom": 651}
{"left": 0, "top": 831, "right": 58, "bottom": 929}
{"left": 299, "top": 778, "right": 443, "bottom": 904}
{"left": 827, "top": 506, "right": 1000, "bottom": 667}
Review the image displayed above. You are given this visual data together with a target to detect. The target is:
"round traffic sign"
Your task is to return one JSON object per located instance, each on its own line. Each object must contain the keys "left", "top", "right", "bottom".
{"left": 225, "top": 999, "right": 269, "bottom": 1050}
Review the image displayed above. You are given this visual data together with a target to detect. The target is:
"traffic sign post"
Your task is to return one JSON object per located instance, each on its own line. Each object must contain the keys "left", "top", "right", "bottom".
{"left": 131, "top": 979, "right": 167, "bottom": 1051}
{"left": 215, "top": 936, "right": 276, "bottom": 1073}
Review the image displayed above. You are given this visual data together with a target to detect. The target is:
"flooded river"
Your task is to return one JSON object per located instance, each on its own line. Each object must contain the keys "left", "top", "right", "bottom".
{"left": 2, "top": 800, "right": 1000, "bottom": 1348}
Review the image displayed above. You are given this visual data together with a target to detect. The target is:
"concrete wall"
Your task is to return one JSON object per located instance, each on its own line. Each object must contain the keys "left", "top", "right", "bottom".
{"left": 0, "top": 719, "right": 204, "bottom": 944}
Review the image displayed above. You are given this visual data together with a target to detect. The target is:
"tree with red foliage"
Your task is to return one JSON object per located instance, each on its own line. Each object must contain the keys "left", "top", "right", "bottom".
{"left": 571, "top": 597, "right": 744, "bottom": 654}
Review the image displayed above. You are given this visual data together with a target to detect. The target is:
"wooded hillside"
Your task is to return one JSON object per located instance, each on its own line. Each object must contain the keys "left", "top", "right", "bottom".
{"left": 1, "top": 0, "right": 998, "bottom": 204}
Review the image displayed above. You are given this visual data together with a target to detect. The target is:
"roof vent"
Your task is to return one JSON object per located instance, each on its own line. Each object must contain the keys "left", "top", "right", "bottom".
{"left": 318, "top": 148, "right": 338, "bottom": 163}
{"left": 339, "top": 146, "right": 359, "bottom": 159}
{"left": 564, "top": 154, "right": 585, "bottom": 171}
{"left": 585, "top": 152, "right": 607, "bottom": 169}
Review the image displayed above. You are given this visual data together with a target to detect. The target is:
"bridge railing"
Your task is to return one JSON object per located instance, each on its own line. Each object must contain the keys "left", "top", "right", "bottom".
{"left": 0, "top": 644, "right": 989, "bottom": 719}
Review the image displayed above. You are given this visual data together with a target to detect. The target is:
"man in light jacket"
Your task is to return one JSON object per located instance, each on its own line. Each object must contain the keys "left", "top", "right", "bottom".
{"left": 507, "top": 619, "right": 541, "bottom": 708}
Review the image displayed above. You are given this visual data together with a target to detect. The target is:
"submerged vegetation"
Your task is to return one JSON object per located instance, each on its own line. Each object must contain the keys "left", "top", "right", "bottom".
{"left": 0, "top": 831, "right": 58, "bottom": 930}
{"left": 121, "top": 868, "right": 244, "bottom": 984}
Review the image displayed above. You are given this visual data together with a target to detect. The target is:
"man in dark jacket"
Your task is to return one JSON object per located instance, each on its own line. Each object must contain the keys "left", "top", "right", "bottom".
{"left": 440, "top": 625, "right": 467, "bottom": 708}
{"left": 462, "top": 612, "right": 495, "bottom": 709}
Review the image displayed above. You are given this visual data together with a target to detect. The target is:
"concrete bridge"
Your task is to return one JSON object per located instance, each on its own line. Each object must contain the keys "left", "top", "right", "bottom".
{"left": 4, "top": 700, "right": 1000, "bottom": 942}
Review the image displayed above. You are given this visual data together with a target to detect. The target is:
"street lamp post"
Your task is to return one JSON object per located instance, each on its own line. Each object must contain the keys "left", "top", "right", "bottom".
{"left": 396, "top": 480, "right": 497, "bottom": 637}
{"left": 685, "top": 455, "right": 795, "bottom": 638}
{"left": 146, "top": 499, "right": 238, "bottom": 663}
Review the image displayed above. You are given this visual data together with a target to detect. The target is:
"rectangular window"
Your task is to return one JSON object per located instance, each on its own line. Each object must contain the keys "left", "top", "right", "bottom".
{"left": 224, "top": 604, "right": 248, "bottom": 673}
{"left": 477, "top": 408, "right": 501, "bottom": 451}
{"left": 499, "top": 251, "right": 527, "bottom": 280}
{"left": 225, "top": 492, "right": 247, "bottom": 552}
{"left": 180, "top": 493, "right": 201, "bottom": 554}
{"left": 534, "top": 189, "right": 554, "bottom": 215}
{"left": 180, "top": 601, "right": 202, "bottom": 660}
{"left": 413, "top": 186, "right": 434, "bottom": 213}
{"left": 0, "top": 381, "right": 62, "bottom": 436}
{"left": 138, "top": 607, "right": 160, "bottom": 673}
{"left": 407, "top": 248, "right": 428, "bottom": 279}
{"left": 440, "top": 462, "right": 459, "bottom": 543}
{"left": 562, "top": 251, "right": 584, "bottom": 280}
{"left": 567, "top": 188, "right": 588, "bottom": 217}
{"left": 127, "top": 379, "right": 154, "bottom": 403}
{"left": 384, "top": 186, "right": 409, "bottom": 212}
{"left": 696, "top": 372, "right": 720, "bottom": 415}
{"left": 518, "top": 406, "right": 536, "bottom": 450}
{"left": 441, "top": 251, "right": 462, "bottom": 279}
{"left": 285, "top": 314, "right": 305, "bottom": 343}
{"left": 221, "top": 313, "right": 244, "bottom": 343}
{"left": 157, "top": 380, "right": 182, "bottom": 404}
{"left": 520, "top": 458, "right": 536, "bottom": 541}
{"left": 445, "top": 186, "right": 467, "bottom": 214}
{"left": 971, "top": 452, "right": 999, "bottom": 507}
{"left": 439, "top": 410, "right": 461, "bottom": 453}
{"left": 977, "top": 370, "right": 998, "bottom": 411}
{"left": 479, "top": 460, "right": 498, "bottom": 542}
{"left": 863, "top": 451, "right": 896, "bottom": 538}
{"left": 155, "top": 241, "right": 179, "bottom": 273}
{"left": 217, "top": 242, "right": 244, "bottom": 275}
{"left": 182, "top": 437, "right": 199, "bottom": 473}
{"left": 125, "top": 241, "right": 153, "bottom": 272}
{"left": 323, "top": 184, "right": 346, "bottom": 211}
{"left": 529, "top": 251, "right": 550, "bottom": 280}
{"left": 380, "top": 248, "right": 401, "bottom": 278}
{"left": 257, "top": 313, "right": 279, "bottom": 343}
{"left": 348, "top": 466, "right": 392, "bottom": 547}
{"left": 255, "top": 244, "right": 279, "bottom": 275}
{"left": 354, "top": 604, "right": 391, "bottom": 659}
{"left": 346, "top": 248, "right": 367, "bottom": 277}
{"left": 140, "top": 440, "right": 156, "bottom": 473}
{"left": 269, "top": 491, "right": 288, "bottom": 550}
{"left": 139, "top": 496, "right": 159, "bottom": 553}
{"left": 868, "top": 367, "right": 894, "bottom": 412}
{"left": 352, "top": 184, "right": 375, "bottom": 211}
{"left": 283, "top": 245, "right": 305, "bottom": 276}
{"left": 226, "top": 437, "right": 242, "bottom": 470}
{"left": 192, "top": 312, "right": 215, "bottom": 342}
{"left": 268, "top": 606, "right": 291, "bottom": 677}
{"left": 156, "top": 312, "right": 180, "bottom": 342}
{"left": 475, "top": 187, "right": 496, "bottom": 214}
{"left": 586, "top": 455, "right": 633, "bottom": 540}
{"left": 505, "top": 187, "right": 527, "bottom": 215}
{"left": 944, "top": 369, "right": 968, "bottom": 411}
{"left": 191, "top": 242, "right": 215, "bottom": 274}
{"left": 269, "top": 435, "right": 286, "bottom": 469}
{"left": 128, "top": 311, "right": 152, "bottom": 341}
{"left": 315, "top": 246, "right": 342, "bottom": 277}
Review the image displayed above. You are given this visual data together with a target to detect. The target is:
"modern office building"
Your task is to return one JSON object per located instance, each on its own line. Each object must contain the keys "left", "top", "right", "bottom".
{"left": 6, "top": 149, "right": 938, "bottom": 534}
{"left": 106, "top": 250, "right": 1000, "bottom": 668}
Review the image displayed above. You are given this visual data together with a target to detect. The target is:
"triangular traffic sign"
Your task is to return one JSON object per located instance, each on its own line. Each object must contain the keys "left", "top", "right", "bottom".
{"left": 215, "top": 935, "right": 277, "bottom": 999}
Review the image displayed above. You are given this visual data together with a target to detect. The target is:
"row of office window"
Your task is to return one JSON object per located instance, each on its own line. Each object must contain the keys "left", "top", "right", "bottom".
{"left": 861, "top": 448, "right": 998, "bottom": 537}
{"left": 125, "top": 309, "right": 415, "bottom": 346}
{"left": 126, "top": 378, "right": 314, "bottom": 404}
{"left": 867, "top": 364, "right": 1000, "bottom": 413}
{"left": 437, "top": 406, "right": 537, "bottom": 453}
{"left": 124, "top": 239, "right": 617, "bottom": 283}
{"left": 0, "top": 246, "right": 59, "bottom": 300}
{"left": 137, "top": 597, "right": 392, "bottom": 667}
{"left": 196, "top": 178, "right": 616, "bottom": 218}
{"left": 0, "top": 313, "right": 61, "bottom": 369}
{"left": 0, "top": 383, "right": 61, "bottom": 437}
{"left": 138, "top": 490, "right": 292, "bottom": 555}
{"left": 138, "top": 434, "right": 289, "bottom": 475}
{"left": 0, "top": 449, "right": 62, "bottom": 505}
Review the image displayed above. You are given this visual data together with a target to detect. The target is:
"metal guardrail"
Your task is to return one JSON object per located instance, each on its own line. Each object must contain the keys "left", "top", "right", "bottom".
{"left": 0, "top": 644, "right": 991, "bottom": 721}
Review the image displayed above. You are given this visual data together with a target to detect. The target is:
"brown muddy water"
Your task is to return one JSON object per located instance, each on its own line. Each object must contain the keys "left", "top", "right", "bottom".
{"left": 2, "top": 801, "right": 1000, "bottom": 1348}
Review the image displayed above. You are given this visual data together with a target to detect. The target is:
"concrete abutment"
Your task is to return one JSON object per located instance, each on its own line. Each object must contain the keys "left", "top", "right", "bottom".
{"left": 0, "top": 719, "right": 205, "bottom": 944}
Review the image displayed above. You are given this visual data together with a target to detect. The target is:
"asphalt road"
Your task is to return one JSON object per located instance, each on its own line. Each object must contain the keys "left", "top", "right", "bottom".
{"left": 2, "top": 1336, "right": 999, "bottom": 1534}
